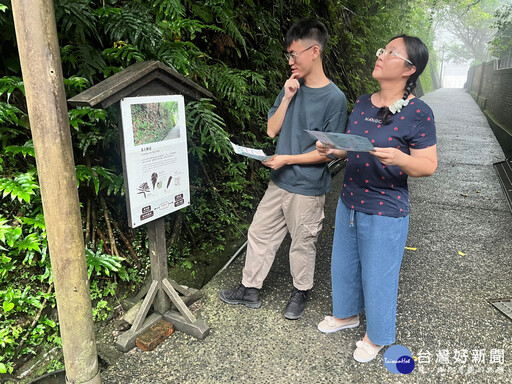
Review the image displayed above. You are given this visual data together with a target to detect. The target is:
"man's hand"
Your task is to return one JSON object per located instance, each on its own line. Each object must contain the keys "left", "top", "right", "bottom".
{"left": 262, "top": 154, "right": 289, "bottom": 170}
{"left": 284, "top": 73, "right": 300, "bottom": 100}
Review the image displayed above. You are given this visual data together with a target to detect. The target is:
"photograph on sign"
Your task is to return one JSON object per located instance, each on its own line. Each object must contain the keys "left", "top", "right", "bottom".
{"left": 131, "top": 101, "right": 181, "bottom": 145}
{"left": 120, "top": 95, "right": 190, "bottom": 228}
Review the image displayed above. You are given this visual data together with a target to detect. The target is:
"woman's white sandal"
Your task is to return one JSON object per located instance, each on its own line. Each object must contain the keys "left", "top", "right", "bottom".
{"left": 317, "top": 315, "right": 359, "bottom": 333}
{"left": 353, "top": 340, "right": 384, "bottom": 362}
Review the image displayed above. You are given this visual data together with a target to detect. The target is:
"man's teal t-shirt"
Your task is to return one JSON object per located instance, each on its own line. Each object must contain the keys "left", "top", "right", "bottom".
{"left": 268, "top": 80, "right": 347, "bottom": 196}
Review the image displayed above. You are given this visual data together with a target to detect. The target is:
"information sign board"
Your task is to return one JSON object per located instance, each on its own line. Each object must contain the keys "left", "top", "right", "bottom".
{"left": 120, "top": 95, "right": 190, "bottom": 228}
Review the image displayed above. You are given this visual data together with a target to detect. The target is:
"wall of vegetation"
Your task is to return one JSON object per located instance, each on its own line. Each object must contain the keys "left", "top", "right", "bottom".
{"left": 0, "top": 0, "right": 437, "bottom": 377}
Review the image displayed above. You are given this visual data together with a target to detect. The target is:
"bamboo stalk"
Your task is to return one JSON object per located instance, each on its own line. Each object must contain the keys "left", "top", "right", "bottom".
{"left": 95, "top": 228, "right": 111, "bottom": 255}
{"left": 85, "top": 197, "right": 91, "bottom": 245}
{"left": 99, "top": 195, "right": 119, "bottom": 256}
{"left": 91, "top": 200, "right": 97, "bottom": 247}
{"left": 112, "top": 219, "right": 139, "bottom": 266}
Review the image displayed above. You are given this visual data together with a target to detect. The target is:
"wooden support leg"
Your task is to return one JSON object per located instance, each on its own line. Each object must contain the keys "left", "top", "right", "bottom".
{"left": 116, "top": 218, "right": 210, "bottom": 352}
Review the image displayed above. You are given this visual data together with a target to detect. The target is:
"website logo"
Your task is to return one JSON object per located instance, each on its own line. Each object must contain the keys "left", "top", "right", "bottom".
{"left": 383, "top": 345, "right": 415, "bottom": 374}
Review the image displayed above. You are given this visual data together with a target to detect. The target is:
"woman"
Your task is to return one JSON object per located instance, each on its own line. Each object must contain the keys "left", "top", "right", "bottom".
{"left": 316, "top": 35, "right": 437, "bottom": 362}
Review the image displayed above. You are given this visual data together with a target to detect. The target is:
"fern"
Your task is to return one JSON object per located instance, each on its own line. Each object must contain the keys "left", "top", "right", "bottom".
{"left": 156, "top": 41, "right": 194, "bottom": 74}
{"left": 17, "top": 214, "right": 46, "bottom": 233}
{"left": 160, "top": 17, "right": 221, "bottom": 41}
{"left": 15, "top": 233, "right": 42, "bottom": 255}
{"left": 68, "top": 107, "right": 107, "bottom": 155}
{"left": 186, "top": 99, "right": 232, "bottom": 161}
{"left": 102, "top": 4, "right": 162, "bottom": 52}
{"left": 63, "top": 76, "right": 91, "bottom": 96}
{"left": 211, "top": 5, "right": 247, "bottom": 56}
{"left": 75, "top": 165, "right": 124, "bottom": 196}
{"left": 54, "top": 0, "right": 101, "bottom": 44}
{"left": 0, "top": 216, "right": 10, "bottom": 244}
{"left": 3, "top": 226, "right": 21, "bottom": 249}
{"left": 4, "top": 140, "right": 35, "bottom": 158}
{"left": 0, "top": 77, "right": 25, "bottom": 102}
{"left": 85, "top": 241, "right": 125, "bottom": 278}
{"left": 207, "top": 64, "right": 248, "bottom": 101}
{"left": 61, "top": 43, "right": 107, "bottom": 82}
{"left": 152, "top": 0, "right": 186, "bottom": 20}
{"left": 103, "top": 43, "right": 146, "bottom": 67}
{"left": 0, "top": 102, "right": 22, "bottom": 125}
{"left": 68, "top": 107, "right": 107, "bottom": 129}
{"left": 196, "top": 0, "right": 248, "bottom": 56}
{"left": 0, "top": 172, "right": 39, "bottom": 204}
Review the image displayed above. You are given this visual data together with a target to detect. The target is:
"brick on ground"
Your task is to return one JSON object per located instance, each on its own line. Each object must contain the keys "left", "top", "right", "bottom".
{"left": 135, "top": 319, "right": 174, "bottom": 351}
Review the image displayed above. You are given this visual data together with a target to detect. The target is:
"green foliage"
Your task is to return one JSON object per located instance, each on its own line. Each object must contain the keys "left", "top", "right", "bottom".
{"left": 0, "top": 171, "right": 39, "bottom": 203}
{"left": 76, "top": 164, "right": 124, "bottom": 196}
{"left": 0, "top": 76, "right": 25, "bottom": 102}
{"left": 186, "top": 99, "right": 230, "bottom": 160}
{"left": 490, "top": 4, "right": 512, "bottom": 62}
{"left": 85, "top": 241, "right": 127, "bottom": 279}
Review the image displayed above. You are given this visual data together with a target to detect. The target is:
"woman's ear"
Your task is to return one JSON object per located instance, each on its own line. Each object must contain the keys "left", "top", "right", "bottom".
{"left": 403, "top": 65, "right": 416, "bottom": 78}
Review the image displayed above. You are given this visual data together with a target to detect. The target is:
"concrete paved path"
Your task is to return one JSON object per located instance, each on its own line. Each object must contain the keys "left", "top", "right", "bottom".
{"left": 101, "top": 88, "right": 512, "bottom": 383}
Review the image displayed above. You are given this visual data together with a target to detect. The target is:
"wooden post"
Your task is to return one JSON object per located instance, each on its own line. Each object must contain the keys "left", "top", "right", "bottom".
{"left": 11, "top": 1, "right": 100, "bottom": 383}
{"left": 147, "top": 218, "right": 171, "bottom": 314}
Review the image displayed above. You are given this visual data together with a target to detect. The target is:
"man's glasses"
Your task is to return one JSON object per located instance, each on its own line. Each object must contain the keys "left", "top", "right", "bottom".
{"left": 376, "top": 48, "right": 413, "bottom": 66}
{"left": 285, "top": 45, "right": 315, "bottom": 63}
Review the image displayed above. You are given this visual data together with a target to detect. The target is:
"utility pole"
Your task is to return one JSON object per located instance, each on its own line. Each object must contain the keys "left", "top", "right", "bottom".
{"left": 11, "top": 1, "right": 101, "bottom": 383}
{"left": 439, "top": 46, "right": 445, "bottom": 88}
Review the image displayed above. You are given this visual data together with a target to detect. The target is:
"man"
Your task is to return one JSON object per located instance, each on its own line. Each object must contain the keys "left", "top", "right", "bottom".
{"left": 220, "top": 18, "right": 347, "bottom": 319}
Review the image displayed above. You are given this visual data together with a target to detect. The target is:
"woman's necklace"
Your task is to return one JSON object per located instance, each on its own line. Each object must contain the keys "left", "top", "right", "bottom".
{"left": 388, "top": 98, "right": 409, "bottom": 114}
{"left": 377, "top": 92, "right": 409, "bottom": 114}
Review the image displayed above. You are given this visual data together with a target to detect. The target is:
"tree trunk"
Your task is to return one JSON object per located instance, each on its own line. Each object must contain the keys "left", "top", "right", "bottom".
{"left": 11, "top": 1, "right": 100, "bottom": 383}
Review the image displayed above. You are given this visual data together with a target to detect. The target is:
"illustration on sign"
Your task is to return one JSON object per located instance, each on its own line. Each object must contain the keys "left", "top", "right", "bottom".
{"left": 120, "top": 95, "right": 190, "bottom": 228}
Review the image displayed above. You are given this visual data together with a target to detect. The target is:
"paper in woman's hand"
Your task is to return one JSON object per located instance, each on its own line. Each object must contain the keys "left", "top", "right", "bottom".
{"left": 306, "top": 130, "right": 375, "bottom": 152}
{"left": 230, "top": 141, "right": 273, "bottom": 161}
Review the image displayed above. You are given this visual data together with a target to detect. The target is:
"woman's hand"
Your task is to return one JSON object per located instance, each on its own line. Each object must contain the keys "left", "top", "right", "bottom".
{"left": 372, "top": 145, "right": 437, "bottom": 177}
{"left": 316, "top": 140, "right": 347, "bottom": 159}
{"left": 371, "top": 147, "right": 405, "bottom": 166}
{"left": 316, "top": 140, "right": 335, "bottom": 157}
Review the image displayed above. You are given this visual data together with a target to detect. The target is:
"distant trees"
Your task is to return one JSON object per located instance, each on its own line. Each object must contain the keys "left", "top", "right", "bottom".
{"left": 490, "top": 3, "right": 512, "bottom": 68}
{"left": 434, "top": 0, "right": 501, "bottom": 64}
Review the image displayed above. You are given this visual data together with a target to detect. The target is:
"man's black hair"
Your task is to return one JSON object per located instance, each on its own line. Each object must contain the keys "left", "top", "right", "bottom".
{"left": 285, "top": 19, "right": 329, "bottom": 54}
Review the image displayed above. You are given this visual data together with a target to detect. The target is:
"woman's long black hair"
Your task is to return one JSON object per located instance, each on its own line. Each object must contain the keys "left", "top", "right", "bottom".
{"left": 376, "top": 35, "right": 429, "bottom": 125}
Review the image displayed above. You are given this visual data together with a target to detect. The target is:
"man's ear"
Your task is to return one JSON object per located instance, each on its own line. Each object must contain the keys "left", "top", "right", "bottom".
{"left": 312, "top": 45, "right": 321, "bottom": 59}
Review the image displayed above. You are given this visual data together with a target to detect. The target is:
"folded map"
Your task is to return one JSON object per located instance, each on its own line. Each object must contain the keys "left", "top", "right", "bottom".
{"left": 306, "top": 130, "right": 375, "bottom": 152}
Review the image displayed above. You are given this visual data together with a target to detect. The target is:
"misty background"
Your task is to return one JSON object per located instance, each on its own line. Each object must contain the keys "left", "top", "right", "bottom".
{"left": 432, "top": 0, "right": 511, "bottom": 88}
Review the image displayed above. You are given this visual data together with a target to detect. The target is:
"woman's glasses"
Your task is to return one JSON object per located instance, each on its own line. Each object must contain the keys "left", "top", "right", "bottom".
{"left": 376, "top": 48, "right": 413, "bottom": 66}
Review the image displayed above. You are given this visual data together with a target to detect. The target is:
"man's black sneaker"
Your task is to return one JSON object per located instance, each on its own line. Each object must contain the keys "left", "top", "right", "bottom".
{"left": 284, "top": 287, "right": 307, "bottom": 320}
{"left": 219, "top": 284, "right": 261, "bottom": 309}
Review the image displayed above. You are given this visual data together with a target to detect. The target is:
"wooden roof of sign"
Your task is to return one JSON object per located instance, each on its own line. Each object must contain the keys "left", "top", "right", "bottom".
{"left": 68, "top": 61, "right": 212, "bottom": 108}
